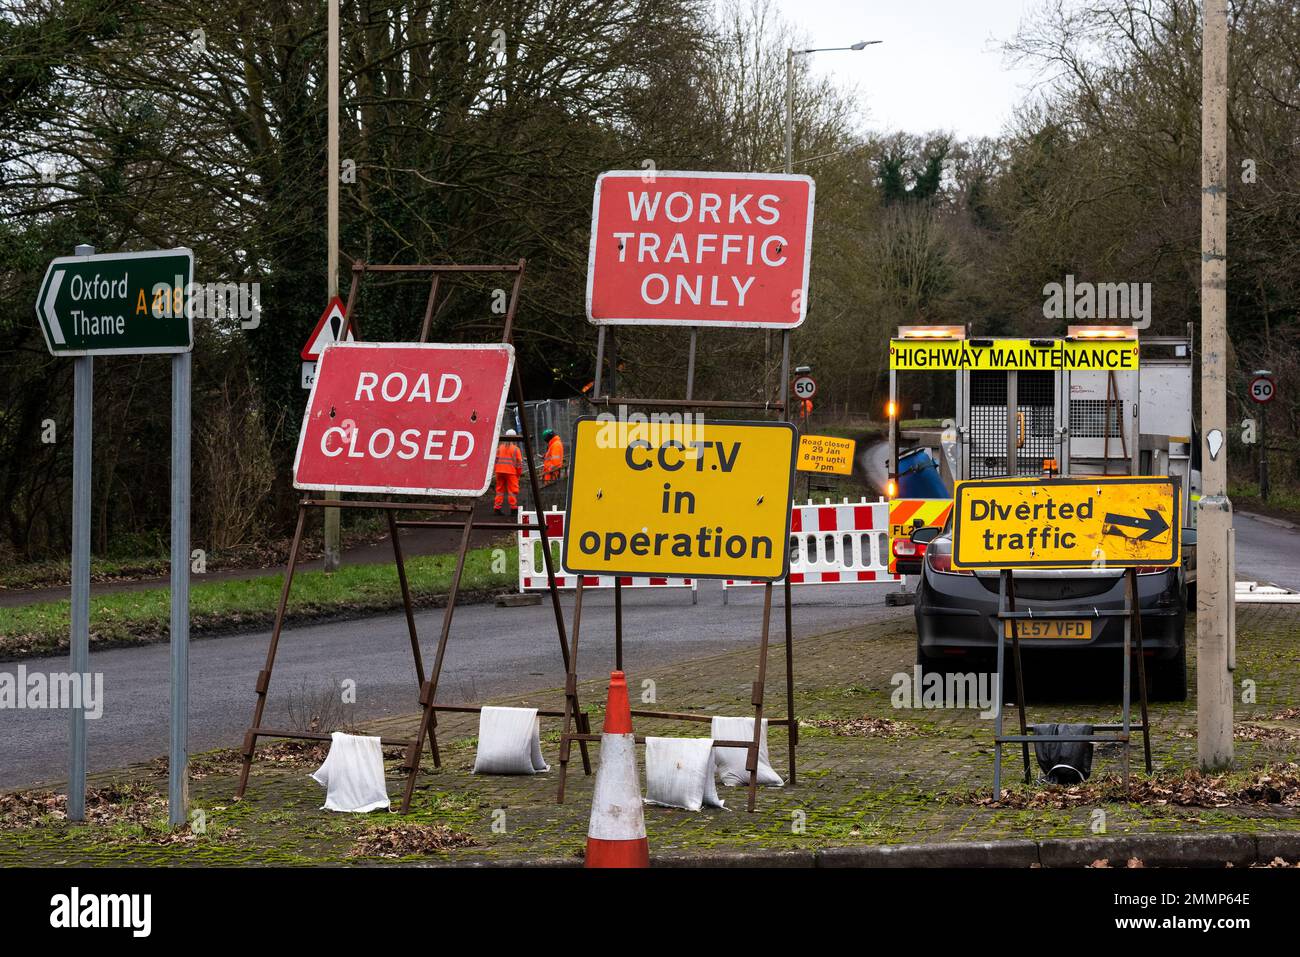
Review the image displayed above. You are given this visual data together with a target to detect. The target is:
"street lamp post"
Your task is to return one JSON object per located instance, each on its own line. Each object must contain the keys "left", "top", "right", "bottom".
{"left": 784, "top": 41, "right": 880, "bottom": 175}
{"left": 777, "top": 40, "right": 879, "bottom": 368}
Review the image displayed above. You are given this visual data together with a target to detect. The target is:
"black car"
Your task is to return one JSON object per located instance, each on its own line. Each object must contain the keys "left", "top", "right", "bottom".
{"left": 911, "top": 518, "right": 1195, "bottom": 701}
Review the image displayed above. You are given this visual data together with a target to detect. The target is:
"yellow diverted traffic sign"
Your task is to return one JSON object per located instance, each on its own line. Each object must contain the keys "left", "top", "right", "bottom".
{"left": 952, "top": 476, "right": 1180, "bottom": 570}
{"left": 563, "top": 417, "right": 796, "bottom": 581}
{"left": 796, "top": 434, "right": 854, "bottom": 475}
{"left": 890, "top": 338, "right": 1139, "bottom": 371}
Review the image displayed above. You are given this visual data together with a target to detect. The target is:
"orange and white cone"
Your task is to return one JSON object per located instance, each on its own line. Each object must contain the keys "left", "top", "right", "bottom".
{"left": 585, "top": 670, "right": 649, "bottom": 868}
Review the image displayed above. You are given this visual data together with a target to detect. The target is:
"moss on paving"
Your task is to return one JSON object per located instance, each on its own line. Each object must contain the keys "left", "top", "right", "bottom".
{"left": 2, "top": 604, "right": 1298, "bottom": 866}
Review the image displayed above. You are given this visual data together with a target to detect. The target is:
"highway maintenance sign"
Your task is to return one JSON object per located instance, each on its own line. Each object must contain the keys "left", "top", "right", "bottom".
{"left": 301, "top": 296, "right": 354, "bottom": 360}
{"left": 293, "top": 342, "right": 514, "bottom": 496}
{"left": 952, "top": 476, "right": 1181, "bottom": 570}
{"left": 796, "top": 434, "right": 854, "bottom": 475}
{"left": 585, "top": 170, "right": 815, "bottom": 329}
{"left": 35, "top": 248, "right": 194, "bottom": 355}
{"left": 890, "top": 338, "right": 1139, "bottom": 372}
{"left": 563, "top": 417, "right": 797, "bottom": 580}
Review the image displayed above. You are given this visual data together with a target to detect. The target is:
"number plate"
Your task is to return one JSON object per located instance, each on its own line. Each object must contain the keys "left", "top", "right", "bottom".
{"left": 1003, "top": 619, "right": 1092, "bottom": 640}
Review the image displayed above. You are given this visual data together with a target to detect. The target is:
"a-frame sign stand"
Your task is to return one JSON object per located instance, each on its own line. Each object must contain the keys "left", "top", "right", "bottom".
{"left": 992, "top": 565, "right": 1153, "bottom": 797}
{"left": 555, "top": 324, "right": 799, "bottom": 813}
{"left": 234, "top": 261, "right": 592, "bottom": 807}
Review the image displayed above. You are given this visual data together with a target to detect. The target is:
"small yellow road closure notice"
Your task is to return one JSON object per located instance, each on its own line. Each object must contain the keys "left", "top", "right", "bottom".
{"left": 952, "top": 476, "right": 1181, "bottom": 570}
{"left": 796, "top": 434, "right": 855, "bottom": 475}
{"left": 563, "top": 417, "right": 796, "bottom": 580}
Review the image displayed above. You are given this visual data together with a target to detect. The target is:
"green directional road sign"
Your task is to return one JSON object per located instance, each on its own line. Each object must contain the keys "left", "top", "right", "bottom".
{"left": 35, "top": 248, "right": 194, "bottom": 355}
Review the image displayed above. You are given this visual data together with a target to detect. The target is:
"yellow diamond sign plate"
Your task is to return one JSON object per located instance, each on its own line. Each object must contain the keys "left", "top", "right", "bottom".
{"left": 563, "top": 417, "right": 796, "bottom": 580}
{"left": 952, "top": 476, "right": 1181, "bottom": 570}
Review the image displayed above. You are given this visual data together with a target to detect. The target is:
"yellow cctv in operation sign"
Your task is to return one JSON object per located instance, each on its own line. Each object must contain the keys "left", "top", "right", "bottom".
{"left": 890, "top": 338, "right": 1139, "bottom": 371}
{"left": 563, "top": 417, "right": 796, "bottom": 580}
{"left": 796, "top": 434, "right": 855, "bottom": 475}
{"left": 952, "top": 476, "right": 1180, "bottom": 570}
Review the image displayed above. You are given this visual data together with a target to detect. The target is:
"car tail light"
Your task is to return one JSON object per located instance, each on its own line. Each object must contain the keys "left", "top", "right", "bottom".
{"left": 893, "top": 539, "right": 920, "bottom": 558}
{"left": 925, "top": 539, "right": 972, "bottom": 576}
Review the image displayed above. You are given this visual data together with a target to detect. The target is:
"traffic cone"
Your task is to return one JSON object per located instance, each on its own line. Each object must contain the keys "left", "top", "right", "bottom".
{"left": 585, "top": 670, "right": 649, "bottom": 868}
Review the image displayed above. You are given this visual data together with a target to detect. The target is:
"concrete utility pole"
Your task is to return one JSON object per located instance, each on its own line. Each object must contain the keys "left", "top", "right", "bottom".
{"left": 1197, "top": 0, "right": 1234, "bottom": 769}
{"left": 323, "top": 0, "right": 342, "bottom": 572}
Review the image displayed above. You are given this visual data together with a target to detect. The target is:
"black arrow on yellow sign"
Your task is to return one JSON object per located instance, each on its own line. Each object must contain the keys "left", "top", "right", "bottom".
{"left": 1103, "top": 508, "right": 1170, "bottom": 542}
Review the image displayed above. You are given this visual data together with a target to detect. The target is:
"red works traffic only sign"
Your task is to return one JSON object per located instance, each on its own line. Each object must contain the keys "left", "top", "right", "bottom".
{"left": 585, "top": 170, "right": 815, "bottom": 329}
{"left": 293, "top": 342, "right": 514, "bottom": 496}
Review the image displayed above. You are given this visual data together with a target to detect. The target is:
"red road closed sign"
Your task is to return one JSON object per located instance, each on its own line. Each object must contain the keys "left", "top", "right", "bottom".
{"left": 293, "top": 342, "right": 514, "bottom": 496}
{"left": 585, "top": 170, "right": 815, "bottom": 329}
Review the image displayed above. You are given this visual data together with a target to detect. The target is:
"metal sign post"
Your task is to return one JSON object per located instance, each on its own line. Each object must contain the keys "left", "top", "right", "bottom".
{"left": 37, "top": 243, "right": 194, "bottom": 826}
{"left": 68, "top": 262, "right": 94, "bottom": 819}
{"left": 169, "top": 351, "right": 191, "bottom": 826}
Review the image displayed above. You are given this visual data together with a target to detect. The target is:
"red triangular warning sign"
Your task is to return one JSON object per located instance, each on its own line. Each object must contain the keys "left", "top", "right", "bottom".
{"left": 301, "top": 297, "right": 354, "bottom": 360}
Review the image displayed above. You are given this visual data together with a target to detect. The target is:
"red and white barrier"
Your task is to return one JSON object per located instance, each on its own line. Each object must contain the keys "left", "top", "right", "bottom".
{"left": 517, "top": 509, "right": 697, "bottom": 602}
{"left": 723, "top": 498, "right": 898, "bottom": 602}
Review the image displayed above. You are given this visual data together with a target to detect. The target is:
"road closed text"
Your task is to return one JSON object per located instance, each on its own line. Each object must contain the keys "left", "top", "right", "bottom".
{"left": 318, "top": 371, "right": 474, "bottom": 462}
{"left": 293, "top": 342, "right": 514, "bottom": 496}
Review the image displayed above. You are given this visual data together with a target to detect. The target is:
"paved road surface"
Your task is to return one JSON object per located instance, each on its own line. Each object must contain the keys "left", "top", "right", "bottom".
{"left": 1233, "top": 511, "right": 1300, "bottom": 592}
{"left": 0, "top": 580, "right": 909, "bottom": 790}
{"left": 2, "top": 507, "right": 1295, "bottom": 791}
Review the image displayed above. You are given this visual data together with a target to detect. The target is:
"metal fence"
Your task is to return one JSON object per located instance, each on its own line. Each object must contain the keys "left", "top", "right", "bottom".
{"left": 503, "top": 397, "right": 589, "bottom": 511}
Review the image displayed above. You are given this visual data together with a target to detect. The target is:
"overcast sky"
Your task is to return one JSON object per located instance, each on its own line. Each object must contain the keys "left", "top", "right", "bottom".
{"left": 765, "top": 0, "right": 1045, "bottom": 139}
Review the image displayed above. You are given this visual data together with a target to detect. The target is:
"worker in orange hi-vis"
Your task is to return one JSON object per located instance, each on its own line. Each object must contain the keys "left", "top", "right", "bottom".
{"left": 493, "top": 429, "right": 524, "bottom": 515}
{"left": 540, "top": 428, "right": 564, "bottom": 485}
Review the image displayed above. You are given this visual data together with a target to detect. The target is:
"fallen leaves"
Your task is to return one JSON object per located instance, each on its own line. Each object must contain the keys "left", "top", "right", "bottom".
{"left": 800, "top": 716, "right": 932, "bottom": 737}
{"left": 972, "top": 762, "right": 1300, "bottom": 809}
{"left": 0, "top": 783, "right": 165, "bottom": 830}
{"left": 348, "top": 823, "right": 479, "bottom": 858}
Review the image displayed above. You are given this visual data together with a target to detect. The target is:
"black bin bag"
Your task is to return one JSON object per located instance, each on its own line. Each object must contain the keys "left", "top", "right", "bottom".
{"left": 1030, "top": 723, "right": 1094, "bottom": 784}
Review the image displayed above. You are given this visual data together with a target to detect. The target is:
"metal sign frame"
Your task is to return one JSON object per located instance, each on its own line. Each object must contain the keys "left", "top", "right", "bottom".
{"left": 233, "top": 261, "right": 594, "bottom": 811}
{"left": 993, "top": 566, "right": 1153, "bottom": 798}
{"left": 557, "top": 322, "right": 800, "bottom": 813}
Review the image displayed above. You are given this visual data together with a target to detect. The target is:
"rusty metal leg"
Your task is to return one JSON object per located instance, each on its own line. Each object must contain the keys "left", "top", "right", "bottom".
{"left": 1007, "top": 571, "right": 1031, "bottom": 784}
{"left": 747, "top": 583, "right": 773, "bottom": 813}
{"left": 1131, "top": 569, "right": 1153, "bottom": 773}
{"left": 558, "top": 579, "right": 586, "bottom": 803}
{"left": 614, "top": 578, "right": 623, "bottom": 672}
{"left": 784, "top": 577, "right": 796, "bottom": 786}
{"left": 389, "top": 508, "right": 440, "bottom": 768}
{"left": 236, "top": 504, "right": 307, "bottom": 799}
{"left": 400, "top": 681, "right": 438, "bottom": 813}
{"left": 513, "top": 363, "right": 589, "bottom": 773}
{"left": 399, "top": 509, "right": 474, "bottom": 812}
{"left": 388, "top": 508, "right": 426, "bottom": 689}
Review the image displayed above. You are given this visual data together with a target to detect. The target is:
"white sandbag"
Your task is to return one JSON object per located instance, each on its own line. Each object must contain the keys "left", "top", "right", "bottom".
{"left": 472, "top": 706, "right": 549, "bottom": 774}
{"left": 710, "top": 716, "right": 784, "bottom": 787}
{"left": 309, "top": 731, "right": 391, "bottom": 813}
{"left": 644, "top": 737, "right": 725, "bottom": 811}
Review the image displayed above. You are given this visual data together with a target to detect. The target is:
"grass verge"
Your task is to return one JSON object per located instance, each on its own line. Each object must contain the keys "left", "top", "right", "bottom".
{"left": 0, "top": 544, "right": 516, "bottom": 660}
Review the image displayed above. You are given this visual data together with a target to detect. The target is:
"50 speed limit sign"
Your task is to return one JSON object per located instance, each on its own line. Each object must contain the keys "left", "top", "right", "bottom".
{"left": 792, "top": 375, "right": 817, "bottom": 400}
{"left": 1249, "top": 376, "right": 1275, "bottom": 404}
